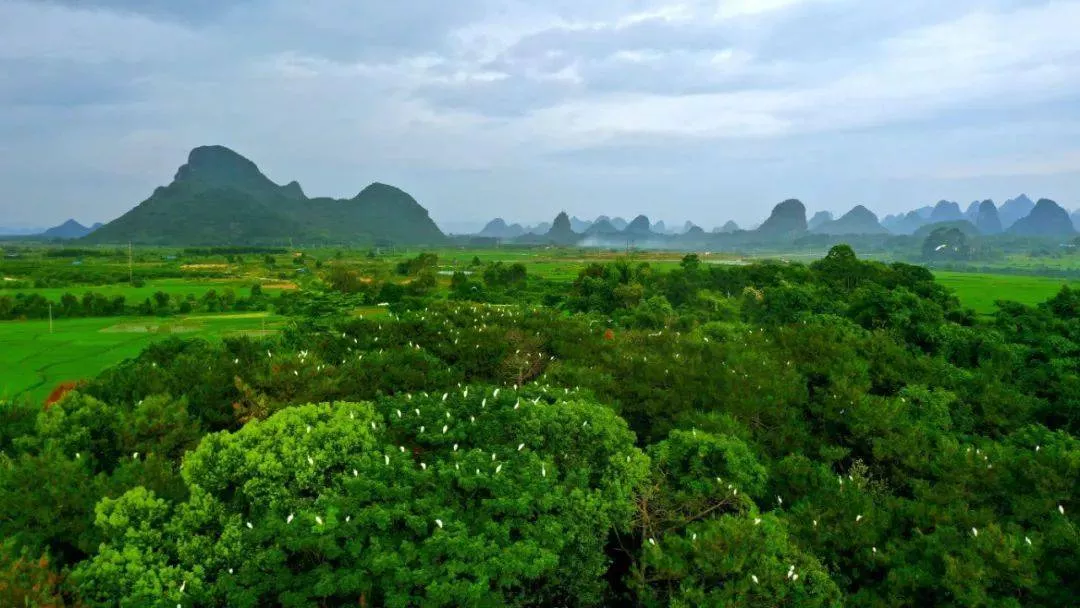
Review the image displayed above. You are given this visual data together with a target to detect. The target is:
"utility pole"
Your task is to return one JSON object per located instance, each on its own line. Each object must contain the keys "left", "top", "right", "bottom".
{"left": 48, "top": 303, "right": 53, "bottom": 334}
{"left": 128, "top": 242, "right": 133, "bottom": 283}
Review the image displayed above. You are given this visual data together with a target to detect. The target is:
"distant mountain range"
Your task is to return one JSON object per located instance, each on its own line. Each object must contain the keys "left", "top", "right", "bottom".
{"left": 80, "top": 145, "right": 444, "bottom": 246}
{"left": 16, "top": 157, "right": 1080, "bottom": 248}
{"left": 476, "top": 193, "right": 1077, "bottom": 247}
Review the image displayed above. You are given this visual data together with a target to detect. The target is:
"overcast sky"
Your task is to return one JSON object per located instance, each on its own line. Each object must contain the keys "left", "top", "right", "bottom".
{"left": 2, "top": 0, "right": 1079, "bottom": 231}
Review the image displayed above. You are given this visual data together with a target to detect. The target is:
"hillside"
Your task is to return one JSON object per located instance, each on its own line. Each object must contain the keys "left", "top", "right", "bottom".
{"left": 929, "top": 200, "right": 964, "bottom": 223}
{"left": 714, "top": 220, "right": 740, "bottom": 233}
{"left": 973, "top": 200, "right": 1003, "bottom": 235}
{"left": 41, "top": 219, "right": 98, "bottom": 239}
{"left": 807, "top": 211, "right": 833, "bottom": 231}
{"left": 811, "top": 205, "right": 888, "bottom": 235}
{"left": 1007, "top": 198, "right": 1077, "bottom": 237}
{"left": 756, "top": 199, "right": 807, "bottom": 237}
{"left": 881, "top": 211, "right": 928, "bottom": 235}
{"left": 84, "top": 146, "right": 445, "bottom": 246}
{"left": 999, "top": 194, "right": 1035, "bottom": 229}
{"left": 478, "top": 218, "right": 524, "bottom": 239}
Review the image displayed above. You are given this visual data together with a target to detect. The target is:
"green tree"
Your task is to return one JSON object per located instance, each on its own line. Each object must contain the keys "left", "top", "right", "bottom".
{"left": 75, "top": 389, "right": 647, "bottom": 607}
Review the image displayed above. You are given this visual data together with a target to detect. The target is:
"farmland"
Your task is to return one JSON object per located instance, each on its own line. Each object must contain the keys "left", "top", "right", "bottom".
{"left": 0, "top": 312, "right": 285, "bottom": 402}
{"left": 933, "top": 271, "right": 1080, "bottom": 313}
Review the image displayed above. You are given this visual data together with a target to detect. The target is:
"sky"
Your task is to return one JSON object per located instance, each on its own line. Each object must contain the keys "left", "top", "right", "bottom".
{"left": 2, "top": 0, "right": 1079, "bottom": 233}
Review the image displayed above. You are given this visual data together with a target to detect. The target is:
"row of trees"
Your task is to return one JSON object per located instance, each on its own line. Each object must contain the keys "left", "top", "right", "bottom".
{"left": 0, "top": 286, "right": 273, "bottom": 321}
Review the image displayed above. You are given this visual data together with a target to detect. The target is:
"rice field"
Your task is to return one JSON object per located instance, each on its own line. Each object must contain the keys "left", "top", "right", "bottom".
{"left": 934, "top": 271, "right": 1078, "bottom": 313}
{"left": 0, "top": 312, "right": 285, "bottom": 403}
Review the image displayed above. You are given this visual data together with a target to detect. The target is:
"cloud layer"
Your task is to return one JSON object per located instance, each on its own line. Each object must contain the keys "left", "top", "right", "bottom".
{"left": 2, "top": 0, "right": 1078, "bottom": 230}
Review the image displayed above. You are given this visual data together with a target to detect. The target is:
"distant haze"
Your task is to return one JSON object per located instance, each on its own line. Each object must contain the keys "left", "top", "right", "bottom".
{"left": 2, "top": 0, "right": 1079, "bottom": 229}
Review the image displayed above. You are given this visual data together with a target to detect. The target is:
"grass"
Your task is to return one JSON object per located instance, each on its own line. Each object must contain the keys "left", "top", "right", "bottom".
{"left": 0, "top": 312, "right": 285, "bottom": 403}
{"left": 934, "top": 271, "right": 1078, "bottom": 313}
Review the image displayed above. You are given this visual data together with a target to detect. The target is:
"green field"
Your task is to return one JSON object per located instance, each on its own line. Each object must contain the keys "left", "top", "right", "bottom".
{"left": 934, "top": 271, "right": 1078, "bottom": 313}
{"left": 0, "top": 312, "right": 284, "bottom": 403}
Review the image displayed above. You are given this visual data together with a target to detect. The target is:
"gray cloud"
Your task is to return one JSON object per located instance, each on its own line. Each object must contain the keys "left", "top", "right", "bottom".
{"left": 1, "top": 0, "right": 1078, "bottom": 230}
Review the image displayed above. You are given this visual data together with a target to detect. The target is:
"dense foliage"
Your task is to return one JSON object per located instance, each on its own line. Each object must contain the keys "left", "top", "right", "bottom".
{"left": 1, "top": 245, "right": 1077, "bottom": 606}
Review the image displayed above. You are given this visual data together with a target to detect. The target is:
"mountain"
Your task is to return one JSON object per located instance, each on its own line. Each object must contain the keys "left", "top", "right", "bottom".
{"left": 84, "top": 145, "right": 445, "bottom": 246}
{"left": 973, "top": 200, "right": 1002, "bottom": 235}
{"left": 652, "top": 220, "right": 667, "bottom": 234}
{"left": 570, "top": 216, "right": 593, "bottom": 233}
{"left": 807, "top": 211, "right": 833, "bottom": 232}
{"left": 914, "top": 205, "right": 935, "bottom": 219}
{"left": 714, "top": 221, "right": 740, "bottom": 233}
{"left": 881, "top": 211, "right": 927, "bottom": 235}
{"left": 1072, "top": 210, "right": 1080, "bottom": 232}
{"left": 963, "top": 201, "right": 981, "bottom": 223}
{"left": 524, "top": 222, "right": 551, "bottom": 235}
{"left": 478, "top": 218, "right": 524, "bottom": 239}
{"left": 929, "top": 200, "right": 964, "bottom": 223}
{"left": 755, "top": 199, "right": 807, "bottom": 237}
{"left": 609, "top": 217, "right": 629, "bottom": 231}
{"left": 999, "top": 194, "right": 1035, "bottom": 229}
{"left": 585, "top": 219, "right": 619, "bottom": 235}
{"left": 41, "top": 219, "right": 97, "bottom": 239}
{"left": 1007, "top": 199, "right": 1077, "bottom": 237}
{"left": 625, "top": 215, "right": 653, "bottom": 236}
{"left": 681, "top": 221, "right": 699, "bottom": 234}
{"left": 811, "top": 205, "right": 888, "bottom": 235}
{"left": 546, "top": 212, "right": 579, "bottom": 245}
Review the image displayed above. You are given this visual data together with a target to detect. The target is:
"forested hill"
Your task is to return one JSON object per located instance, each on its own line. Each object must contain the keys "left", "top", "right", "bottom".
{"left": 1, "top": 246, "right": 1077, "bottom": 606}
{"left": 84, "top": 146, "right": 446, "bottom": 246}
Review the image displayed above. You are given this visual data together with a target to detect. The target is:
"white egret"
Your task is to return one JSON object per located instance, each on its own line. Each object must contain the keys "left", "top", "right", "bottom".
{"left": 754, "top": 518, "right": 762, "bottom": 525}
{"left": 751, "top": 575, "right": 759, "bottom": 584}
{"left": 518, "top": 443, "right": 525, "bottom": 451}
{"left": 315, "top": 516, "right": 323, "bottom": 525}
{"left": 972, "top": 527, "right": 978, "bottom": 537}
{"left": 287, "top": 513, "right": 294, "bottom": 524}
{"left": 385, "top": 455, "right": 390, "bottom": 466}
{"left": 442, "top": 425, "right": 449, "bottom": 434}
{"left": 435, "top": 519, "right": 443, "bottom": 529}
{"left": 246, "top": 522, "right": 253, "bottom": 529}
{"left": 496, "top": 464, "right": 502, "bottom": 474}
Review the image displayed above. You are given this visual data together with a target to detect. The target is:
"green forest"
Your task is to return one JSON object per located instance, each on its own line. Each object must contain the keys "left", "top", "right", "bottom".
{"left": 1, "top": 245, "right": 1077, "bottom": 607}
